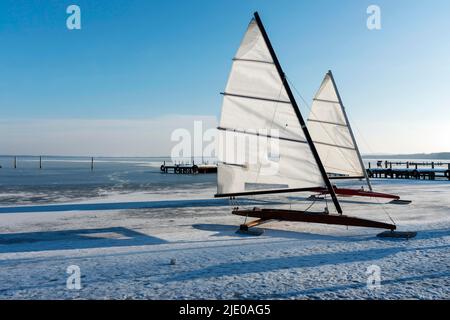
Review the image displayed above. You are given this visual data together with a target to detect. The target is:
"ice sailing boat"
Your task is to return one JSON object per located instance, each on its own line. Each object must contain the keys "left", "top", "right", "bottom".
{"left": 214, "top": 12, "right": 402, "bottom": 235}
{"left": 307, "top": 71, "right": 411, "bottom": 205}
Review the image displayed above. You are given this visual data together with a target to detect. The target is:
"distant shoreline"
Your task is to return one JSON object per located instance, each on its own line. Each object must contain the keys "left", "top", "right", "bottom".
{"left": 1, "top": 153, "right": 449, "bottom": 160}
{"left": 363, "top": 152, "right": 450, "bottom": 160}
{"left": 0, "top": 155, "right": 171, "bottom": 159}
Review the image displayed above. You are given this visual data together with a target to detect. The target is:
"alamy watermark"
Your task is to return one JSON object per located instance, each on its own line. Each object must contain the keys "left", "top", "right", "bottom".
{"left": 367, "top": 5, "right": 381, "bottom": 30}
{"left": 171, "top": 121, "right": 281, "bottom": 176}
{"left": 366, "top": 265, "right": 381, "bottom": 290}
{"left": 66, "top": 265, "right": 82, "bottom": 290}
{"left": 66, "top": 5, "right": 81, "bottom": 30}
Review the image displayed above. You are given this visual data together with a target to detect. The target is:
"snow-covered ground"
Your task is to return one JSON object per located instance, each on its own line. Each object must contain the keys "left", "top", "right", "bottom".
{"left": 0, "top": 179, "right": 449, "bottom": 300}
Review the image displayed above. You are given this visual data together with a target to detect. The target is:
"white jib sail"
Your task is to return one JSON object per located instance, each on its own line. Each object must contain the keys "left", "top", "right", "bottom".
{"left": 308, "top": 72, "right": 366, "bottom": 179}
{"left": 216, "top": 18, "right": 327, "bottom": 196}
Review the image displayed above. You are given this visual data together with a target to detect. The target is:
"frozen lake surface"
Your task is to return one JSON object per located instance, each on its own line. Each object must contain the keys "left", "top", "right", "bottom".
{"left": 0, "top": 158, "right": 449, "bottom": 299}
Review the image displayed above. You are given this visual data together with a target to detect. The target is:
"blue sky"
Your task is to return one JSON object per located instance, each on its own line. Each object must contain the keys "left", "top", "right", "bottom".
{"left": 1, "top": 0, "right": 449, "bottom": 155}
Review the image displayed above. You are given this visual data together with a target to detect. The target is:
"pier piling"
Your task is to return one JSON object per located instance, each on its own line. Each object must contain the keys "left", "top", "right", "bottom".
{"left": 367, "top": 160, "right": 450, "bottom": 181}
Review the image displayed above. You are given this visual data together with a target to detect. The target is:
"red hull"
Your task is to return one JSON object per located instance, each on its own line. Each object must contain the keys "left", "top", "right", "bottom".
{"left": 311, "top": 187, "right": 400, "bottom": 200}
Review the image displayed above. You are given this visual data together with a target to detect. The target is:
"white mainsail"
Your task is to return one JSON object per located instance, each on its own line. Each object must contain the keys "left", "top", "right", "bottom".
{"left": 308, "top": 72, "right": 369, "bottom": 185}
{"left": 216, "top": 18, "right": 327, "bottom": 196}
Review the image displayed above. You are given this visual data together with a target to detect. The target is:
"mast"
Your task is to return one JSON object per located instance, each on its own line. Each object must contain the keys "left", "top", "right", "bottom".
{"left": 253, "top": 12, "right": 342, "bottom": 214}
{"left": 327, "top": 70, "right": 373, "bottom": 192}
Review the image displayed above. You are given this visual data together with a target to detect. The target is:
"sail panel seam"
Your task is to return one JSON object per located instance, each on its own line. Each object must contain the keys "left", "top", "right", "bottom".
{"left": 232, "top": 58, "right": 275, "bottom": 65}
{"left": 218, "top": 127, "right": 308, "bottom": 144}
{"left": 221, "top": 92, "right": 291, "bottom": 104}
{"left": 329, "top": 176, "right": 366, "bottom": 180}
{"left": 313, "top": 140, "right": 357, "bottom": 151}
{"left": 313, "top": 98, "right": 340, "bottom": 104}
{"left": 215, "top": 187, "right": 323, "bottom": 198}
{"left": 309, "top": 119, "right": 347, "bottom": 127}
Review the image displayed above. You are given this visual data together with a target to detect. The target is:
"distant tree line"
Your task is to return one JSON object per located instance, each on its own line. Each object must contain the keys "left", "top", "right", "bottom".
{"left": 362, "top": 152, "right": 450, "bottom": 160}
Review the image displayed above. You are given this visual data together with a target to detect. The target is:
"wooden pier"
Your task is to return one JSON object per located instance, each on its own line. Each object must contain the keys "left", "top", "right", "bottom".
{"left": 160, "top": 162, "right": 217, "bottom": 174}
{"left": 367, "top": 161, "right": 450, "bottom": 181}
{"left": 3, "top": 156, "right": 97, "bottom": 170}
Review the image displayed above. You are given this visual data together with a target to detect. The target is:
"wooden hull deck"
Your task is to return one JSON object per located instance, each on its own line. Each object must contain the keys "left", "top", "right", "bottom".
{"left": 233, "top": 208, "right": 396, "bottom": 231}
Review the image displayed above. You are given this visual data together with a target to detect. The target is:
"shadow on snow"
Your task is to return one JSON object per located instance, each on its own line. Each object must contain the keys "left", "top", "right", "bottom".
{"left": 168, "top": 243, "right": 450, "bottom": 282}
{"left": 0, "top": 227, "right": 166, "bottom": 253}
{"left": 0, "top": 198, "right": 282, "bottom": 214}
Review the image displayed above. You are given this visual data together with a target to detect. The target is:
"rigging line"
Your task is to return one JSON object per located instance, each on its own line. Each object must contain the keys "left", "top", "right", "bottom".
{"left": 373, "top": 195, "right": 397, "bottom": 227}
{"left": 345, "top": 112, "right": 377, "bottom": 156}
{"left": 243, "top": 209, "right": 248, "bottom": 225}
{"left": 268, "top": 84, "right": 285, "bottom": 132}
{"left": 286, "top": 76, "right": 362, "bottom": 175}
{"left": 218, "top": 127, "right": 307, "bottom": 145}
{"left": 324, "top": 164, "right": 363, "bottom": 175}
{"left": 336, "top": 103, "right": 377, "bottom": 187}
{"left": 286, "top": 76, "right": 312, "bottom": 109}
{"left": 314, "top": 140, "right": 358, "bottom": 151}
{"left": 324, "top": 194, "right": 330, "bottom": 214}
{"left": 350, "top": 183, "right": 397, "bottom": 226}
{"left": 254, "top": 83, "right": 285, "bottom": 186}
{"left": 303, "top": 196, "right": 317, "bottom": 213}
